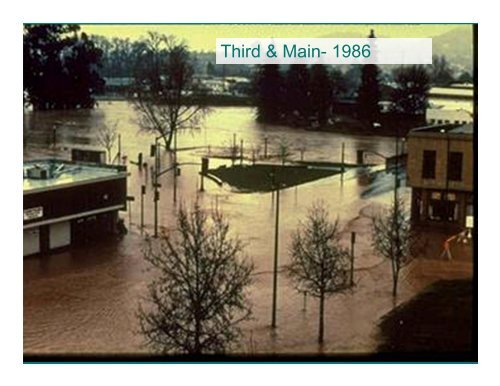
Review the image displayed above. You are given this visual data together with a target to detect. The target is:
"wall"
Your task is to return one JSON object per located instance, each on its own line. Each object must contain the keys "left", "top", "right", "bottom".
{"left": 407, "top": 133, "right": 473, "bottom": 192}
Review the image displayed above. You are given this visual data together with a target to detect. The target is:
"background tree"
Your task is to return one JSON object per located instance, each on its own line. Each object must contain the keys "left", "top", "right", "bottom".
{"left": 254, "top": 64, "right": 285, "bottom": 123}
{"left": 357, "top": 29, "right": 380, "bottom": 126}
{"left": 284, "top": 64, "right": 311, "bottom": 121}
{"left": 391, "top": 65, "right": 431, "bottom": 116}
{"left": 371, "top": 197, "right": 420, "bottom": 297}
{"left": 138, "top": 203, "right": 254, "bottom": 354}
{"left": 457, "top": 71, "right": 473, "bottom": 84}
{"left": 309, "top": 65, "right": 333, "bottom": 125}
{"left": 131, "top": 33, "right": 208, "bottom": 150}
{"left": 277, "top": 137, "right": 292, "bottom": 165}
{"left": 431, "top": 55, "right": 455, "bottom": 86}
{"left": 24, "top": 24, "right": 104, "bottom": 110}
{"left": 286, "top": 201, "right": 352, "bottom": 344}
{"left": 357, "top": 63, "right": 381, "bottom": 125}
{"left": 96, "top": 120, "right": 118, "bottom": 163}
{"left": 330, "top": 68, "right": 349, "bottom": 103}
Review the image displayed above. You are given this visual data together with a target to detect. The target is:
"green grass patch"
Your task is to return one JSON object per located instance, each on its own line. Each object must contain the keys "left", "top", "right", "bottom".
{"left": 207, "top": 164, "right": 342, "bottom": 192}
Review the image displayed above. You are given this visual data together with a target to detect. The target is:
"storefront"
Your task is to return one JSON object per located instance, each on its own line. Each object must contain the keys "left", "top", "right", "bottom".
{"left": 23, "top": 160, "right": 127, "bottom": 256}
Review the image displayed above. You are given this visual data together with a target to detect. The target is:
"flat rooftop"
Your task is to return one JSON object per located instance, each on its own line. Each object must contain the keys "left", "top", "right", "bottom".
{"left": 23, "top": 159, "right": 127, "bottom": 194}
{"left": 429, "top": 86, "right": 474, "bottom": 99}
{"left": 410, "top": 123, "right": 473, "bottom": 136}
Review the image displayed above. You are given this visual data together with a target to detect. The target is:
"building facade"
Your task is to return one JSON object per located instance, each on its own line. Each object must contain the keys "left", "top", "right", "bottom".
{"left": 426, "top": 84, "right": 473, "bottom": 126}
{"left": 23, "top": 160, "right": 127, "bottom": 256}
{"left": 406, "top": 123, "right": 474, "bottom": 229}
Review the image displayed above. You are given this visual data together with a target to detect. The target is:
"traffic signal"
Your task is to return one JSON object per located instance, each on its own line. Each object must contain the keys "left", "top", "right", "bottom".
{"left": 201, "top": 157, "right": 209, "bottom": 174}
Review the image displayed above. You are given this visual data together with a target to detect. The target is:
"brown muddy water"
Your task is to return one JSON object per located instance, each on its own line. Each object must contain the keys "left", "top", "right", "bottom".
{"left": 23, "top": 102, "right": 473, "bottom": 355}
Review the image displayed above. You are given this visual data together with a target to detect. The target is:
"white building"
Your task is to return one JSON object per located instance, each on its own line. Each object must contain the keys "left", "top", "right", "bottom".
{"left": 426, "top": 84, "right": 473, "bottom": 126}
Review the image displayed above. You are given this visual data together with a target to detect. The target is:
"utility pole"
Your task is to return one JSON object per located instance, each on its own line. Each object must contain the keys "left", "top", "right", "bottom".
{"left": 154, "top": 137, "right": 159, "bottom": 238}
{"left": 232, "top": 133, "right": 237, "bottom": 166}
{"left": 118, "top": 134, "right": 121, "bottom": 164}
{"left": 271, "top": 177, "right": 281, "bottom": 329}
{"left": 264, "top": 136, "right": 268, "bottom": 159}
{"left": 350, "top": 232, "right": 356, "bottom": 286}
{"left": 341, "top": 142, "right": 345, "bottom": 183}
{"left": 240, "top": 139, "right": 244, "bottom": 165}
{"left": 173, "top": 128, "right": 178, "bottom": 204}
{"left": 394, "top": 129, "right": 399, "bottom": 203}
{"left": 140, "top": 184, "right": 145, "bottom": 233}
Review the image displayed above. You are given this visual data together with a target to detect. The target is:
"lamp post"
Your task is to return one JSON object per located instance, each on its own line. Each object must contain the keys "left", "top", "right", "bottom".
{"left": 173, "top": 128, "right": 178, "bottom": 204}
{"left": 271, "top": 173, "right": 281, "bottom": 329}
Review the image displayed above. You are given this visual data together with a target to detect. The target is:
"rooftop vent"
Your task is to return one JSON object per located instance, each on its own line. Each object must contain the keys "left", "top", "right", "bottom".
{"left": 25, "top": 163, "right": 65, "bottom": 180}
{"left": 26, "top": 165, "right": 50, "bottom": 180}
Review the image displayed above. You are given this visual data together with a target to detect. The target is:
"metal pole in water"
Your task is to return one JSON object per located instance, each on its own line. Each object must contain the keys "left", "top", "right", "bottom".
{"left": 240, "top": 139, "right": 244, "bottom": 165}
{"left": 141, "top": 185, "right": 145, "bottom": 233}
{"left": 350, "top": 232, "right": 356, "bottom": 286}
{"left": 271, "top": 184, "right": 280, "bottom": 329}
{"left": 154, "top": 139, "right": 159, "bottom": 238}
{"left": 173, "top": 129, "right": 178, "bottom": 204}
{"left": 341, "top": 142, "right": 345, "bottom": 181}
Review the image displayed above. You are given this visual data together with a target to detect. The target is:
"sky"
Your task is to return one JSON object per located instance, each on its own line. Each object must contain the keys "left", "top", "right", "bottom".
{"left": 81, "top": 24, "right": 468, "bottom": 52}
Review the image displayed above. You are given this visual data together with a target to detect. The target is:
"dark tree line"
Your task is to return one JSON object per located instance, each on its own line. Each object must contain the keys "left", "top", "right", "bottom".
{"left": 254, "top": 64, "right": 347, "bottom": 125}
{"left": 254, "top": 62, "right": 434, "bottom": 128}
{"left": 24, "top": 24, "right": 104, "bottom": 110}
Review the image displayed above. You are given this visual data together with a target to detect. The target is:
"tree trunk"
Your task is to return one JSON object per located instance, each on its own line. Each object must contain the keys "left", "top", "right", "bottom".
{"left": 392, "top": 268, "right": 399, "bottom": 297}
{"left": 165, "top": 130, "right": 173, "bottom": 151}
{"left": 194, "top": 317, "right": 201, "bottom": 354}
{"left": 318, "top": 292, "right": 325, "bottom": 344}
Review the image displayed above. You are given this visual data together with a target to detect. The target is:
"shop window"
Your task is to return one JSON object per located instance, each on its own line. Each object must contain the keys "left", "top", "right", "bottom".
{"left": 428, "top": 191, "right": 459, "bottom": 222}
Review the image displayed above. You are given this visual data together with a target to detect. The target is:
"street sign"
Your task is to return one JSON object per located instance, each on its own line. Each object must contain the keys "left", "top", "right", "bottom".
{"left": 126, "top": 196, "right": 135, "bottom": 201}
{"left": 24, "top": 206, "right": 43, "bottom": 221}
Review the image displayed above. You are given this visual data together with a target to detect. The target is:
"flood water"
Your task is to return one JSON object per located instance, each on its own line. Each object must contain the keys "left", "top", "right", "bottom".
{"left": 23, "top": 102, "right": 472, "bottom": 355}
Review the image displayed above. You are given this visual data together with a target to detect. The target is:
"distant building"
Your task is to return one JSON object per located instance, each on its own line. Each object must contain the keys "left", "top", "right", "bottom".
{"left": 23, "top": 160, "right": 127, "bottom": 256}
{"left": 426, "top": 108, "right": 472, "bottom": 126}
{"left": 103, "top": 77, "right": 134, "bottom": 95}
{"left": 426, "top": 84, "right": 473, "bottom": 126}
{"left": 406, "top": 123, "right": 473, "bottom": 229}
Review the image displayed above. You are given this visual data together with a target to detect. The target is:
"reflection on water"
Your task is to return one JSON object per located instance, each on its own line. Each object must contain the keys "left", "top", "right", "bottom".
{"left": 25, "top": 102, "right": 447, "bottom": 355}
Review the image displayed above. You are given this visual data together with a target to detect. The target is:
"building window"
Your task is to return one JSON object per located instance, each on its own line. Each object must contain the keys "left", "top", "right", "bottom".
{"left": 448, "top": 152, "right": 463, "bottom": 181}
{"left": 422, "top": 150, "right": 436, "bottom": 179}
{"left": 428, "top": 191, "right": 459, "bottom": 222}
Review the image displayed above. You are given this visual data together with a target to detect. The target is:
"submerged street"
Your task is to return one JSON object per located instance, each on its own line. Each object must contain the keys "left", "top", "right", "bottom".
{"left": 23, "top": 103, "right": 473, "bottom": 355}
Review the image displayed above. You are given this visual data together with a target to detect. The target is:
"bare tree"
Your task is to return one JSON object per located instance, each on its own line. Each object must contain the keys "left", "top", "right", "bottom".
{"left": 138, "top": 203, "right": 254, "bottom": 354}
{"left": 131, "top": 32, "right": 208, "bottom": 151}
{"left": 371, "top": 196, "right": 420, "bottom": 297}
{"left": 96, "top": 120, "right": 118, "bottom": 163}
{"left": 277, "top": 137, "right": 292, "bottom": 165}
{"left": 297, "top": 144, "right": 307, "bottom": 162}
{"left": 285, "top": 201, "right": 352, "bottom": 344}
{"left": 251, "top": 144, "right": 261, "bottom": 165}
{"left": 224, "top": 137, "right": 240, "bottom": 166}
